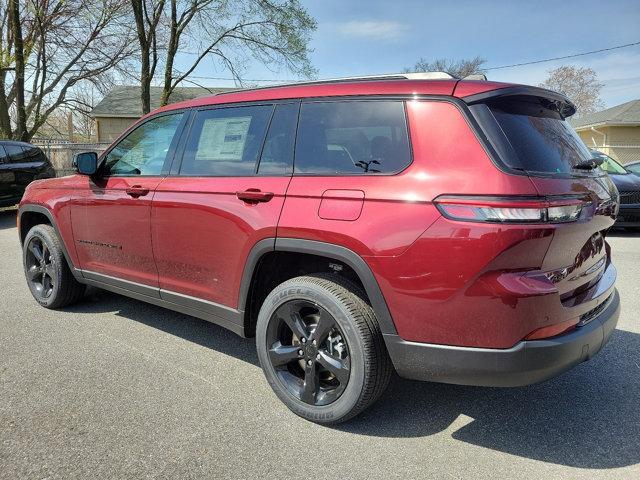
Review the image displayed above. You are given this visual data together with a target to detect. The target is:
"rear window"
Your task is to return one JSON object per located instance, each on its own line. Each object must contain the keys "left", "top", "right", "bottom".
{"left": 295, "top": 100, "right": 411, "bottom": 174}
{"left": 488, "top": 97, "right": 592, "bottom": 174}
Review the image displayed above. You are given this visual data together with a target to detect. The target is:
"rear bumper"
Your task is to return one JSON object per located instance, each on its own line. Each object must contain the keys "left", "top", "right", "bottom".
{"left": 384, "top": 289, "right": 620, "bottom": 387}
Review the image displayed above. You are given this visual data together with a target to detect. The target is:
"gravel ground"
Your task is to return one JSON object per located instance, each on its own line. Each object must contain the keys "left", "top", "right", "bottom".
{"left": 1, "top": 207, "right": 639, "bottom": 479}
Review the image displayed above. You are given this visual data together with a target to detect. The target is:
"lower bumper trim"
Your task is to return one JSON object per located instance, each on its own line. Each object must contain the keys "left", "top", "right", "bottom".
{"left": 384, "top": 289, "right": 620, "bottom": 387}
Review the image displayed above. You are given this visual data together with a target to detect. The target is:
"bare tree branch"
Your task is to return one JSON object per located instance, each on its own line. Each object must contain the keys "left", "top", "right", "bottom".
{"left": 540, "top": 65, "right": 604, "bottom": 117}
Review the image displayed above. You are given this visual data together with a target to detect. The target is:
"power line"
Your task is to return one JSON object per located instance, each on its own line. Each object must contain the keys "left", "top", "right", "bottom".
{"left": 484, "top": 40, "right": 640, "bottom": 71}
{"left": 176, "top": 40, "right": 640, "bottom": 82}
{"left": 178, "top": 74, "right": 294, "bottom": 82}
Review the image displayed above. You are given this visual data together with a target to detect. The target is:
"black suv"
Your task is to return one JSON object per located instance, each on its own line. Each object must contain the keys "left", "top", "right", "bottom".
{"left": 0, "top": 141, "right": 55, "bottom": 207}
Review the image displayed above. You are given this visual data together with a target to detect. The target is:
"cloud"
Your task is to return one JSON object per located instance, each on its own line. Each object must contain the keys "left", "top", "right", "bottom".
{"left": 338, "top": 20, "right": 409, "bottom": 41}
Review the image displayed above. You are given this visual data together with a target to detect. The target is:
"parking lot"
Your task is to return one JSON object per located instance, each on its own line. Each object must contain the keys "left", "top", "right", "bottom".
{"left": 0, "top": 207, "right": 639, "bottom": 479}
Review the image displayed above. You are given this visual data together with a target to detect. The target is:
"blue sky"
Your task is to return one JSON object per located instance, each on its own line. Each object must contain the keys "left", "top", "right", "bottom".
{"left": 179, "top": 0, "right": 640, "bottom": 108}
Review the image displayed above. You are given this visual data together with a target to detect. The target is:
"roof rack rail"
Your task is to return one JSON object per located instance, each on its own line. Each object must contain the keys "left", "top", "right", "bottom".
{"left": 297, "top": 72, "right": 458, "bottom": 84}
{"left": 212, "top": 71, "right": 459, "bottom": 97}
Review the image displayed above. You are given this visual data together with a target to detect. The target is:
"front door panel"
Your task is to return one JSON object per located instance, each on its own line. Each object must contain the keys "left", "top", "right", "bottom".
{"left": 70, "top": 111, "right": 187, "bottom": 288}
{"left": 72, "top": 176, "right": 162, "bottom": 286}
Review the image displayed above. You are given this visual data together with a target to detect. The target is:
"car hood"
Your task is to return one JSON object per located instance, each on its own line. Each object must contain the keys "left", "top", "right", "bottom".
{"left": 608, "top": 173, "right": 640, "bottom": 191}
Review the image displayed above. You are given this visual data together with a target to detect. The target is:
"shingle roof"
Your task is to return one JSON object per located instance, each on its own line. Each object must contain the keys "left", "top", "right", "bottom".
{"left": 90, "top": 85, "right": 234, "bottom": 118}
{"left": 572, "top": 99, "right": 640, "bottom": 129}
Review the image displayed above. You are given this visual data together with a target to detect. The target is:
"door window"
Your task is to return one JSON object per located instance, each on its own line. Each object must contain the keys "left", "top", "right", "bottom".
{"left": 257, "top": 103, "right": 298, "bottom": 175}
{"left": 102, "top": 113, "right": 184, "bottom": 176}
{"left": 5, "top": 144, "right": 27, "bottom": 163}
{"left": 295, "top": 100, "right": 411, "bottom": 174}
{"left": 180, "top": 105, "right": 272, "bottom": 176}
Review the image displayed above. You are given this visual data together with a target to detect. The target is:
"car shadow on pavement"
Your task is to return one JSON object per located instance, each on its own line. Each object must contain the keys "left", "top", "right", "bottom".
{"left": 65, "top": 287, "right": 260, "bottom": 366}
{"left": 0, "top": 208, "right": 17, "bottom": 230}
{"left": 608, "top": 229, "right": 640, "bottom": 238}
{"left": 65, "top": 288, "right": 639, "bottom": 470}
{"left": 341, "top": 329, "right": 640, "bottom": 469}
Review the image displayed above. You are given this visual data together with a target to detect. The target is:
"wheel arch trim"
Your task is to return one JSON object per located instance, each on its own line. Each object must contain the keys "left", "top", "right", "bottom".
{"left": 238, "top": 237, "right": 398, "bottom": 335}
{"left": 18, "top": 204, "right": 83, "bottom": 281}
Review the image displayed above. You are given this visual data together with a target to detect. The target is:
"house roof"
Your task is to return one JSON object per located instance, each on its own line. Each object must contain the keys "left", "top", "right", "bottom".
{"left": 90, "top": 85, "right": 234, "bottom": 118}
{"left": 572, "top": 99, "right": 640, "bottom": 129}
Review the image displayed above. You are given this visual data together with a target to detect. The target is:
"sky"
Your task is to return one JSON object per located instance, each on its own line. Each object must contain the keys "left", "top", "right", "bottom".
{"left": 177, "top": 0, "right": 640, "bottom": 109}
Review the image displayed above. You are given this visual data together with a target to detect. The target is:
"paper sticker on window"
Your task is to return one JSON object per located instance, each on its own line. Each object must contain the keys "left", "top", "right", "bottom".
{"left": 196, "top": 117, "right": 251, "bottom": 161}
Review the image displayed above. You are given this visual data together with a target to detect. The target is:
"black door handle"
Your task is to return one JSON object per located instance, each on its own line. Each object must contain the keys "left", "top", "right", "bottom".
{"left": 236, "top": 189, "right": 274, "bottom": 203}
{"left": 125, "top": 186, "right": 150, "bottom": 198}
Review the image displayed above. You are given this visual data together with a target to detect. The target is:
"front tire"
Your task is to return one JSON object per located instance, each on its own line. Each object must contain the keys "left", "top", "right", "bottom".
{"left": 23, "top": 224, "right": 85, "bottom": 309}
{"left": 256, "top": 274, "right": 392, "bottom": 424}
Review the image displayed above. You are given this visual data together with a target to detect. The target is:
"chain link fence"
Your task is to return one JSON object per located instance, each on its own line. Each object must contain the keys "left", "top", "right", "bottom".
{"left": 33, "top": 140, "right": 110, "bottom": 176}
{"left": 593, "top": 144, "right": 640, "bottom": 165}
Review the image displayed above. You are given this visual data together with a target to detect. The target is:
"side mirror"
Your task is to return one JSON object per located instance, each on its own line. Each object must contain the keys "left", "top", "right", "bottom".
{"left": 74, "top": 151, "right": 98, "bottom": 175}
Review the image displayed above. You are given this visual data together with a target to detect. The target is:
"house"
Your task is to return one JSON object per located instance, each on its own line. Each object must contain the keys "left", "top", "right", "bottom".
{"left": 90, "top": 85, "right": 233, "bottom": 142}
{"left": 573, "top": 99, "right": 640, "bottom": 164}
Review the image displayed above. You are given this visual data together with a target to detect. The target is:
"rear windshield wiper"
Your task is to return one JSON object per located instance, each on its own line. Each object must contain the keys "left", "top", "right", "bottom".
{"left": 573, "top": 157, "right": 604, "bottom": 170}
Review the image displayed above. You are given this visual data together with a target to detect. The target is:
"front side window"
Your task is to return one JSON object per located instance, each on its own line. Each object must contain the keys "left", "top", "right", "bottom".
{"left": 5, "top": 144, "right": 27, "bottom": 163}
{"left": 295, "top": 100, "right": 411, "bottom": 174}
{"left": 180, "top": 105, "right": 272, "bottom": 176}
{"left": 103, "top": 113, "right": 184, "bottom": 176}
{"left": 0, "top": 145, "right": 8, "bottom": 163}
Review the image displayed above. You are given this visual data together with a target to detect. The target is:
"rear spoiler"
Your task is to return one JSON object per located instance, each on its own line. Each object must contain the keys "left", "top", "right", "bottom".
{"left": 462, "top": 85, "right": 577, "bottom": 118}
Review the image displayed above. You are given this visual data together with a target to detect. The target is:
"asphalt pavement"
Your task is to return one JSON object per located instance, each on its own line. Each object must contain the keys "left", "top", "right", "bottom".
{"left": 1, "top": 207, "right": 639, "bottom": 479}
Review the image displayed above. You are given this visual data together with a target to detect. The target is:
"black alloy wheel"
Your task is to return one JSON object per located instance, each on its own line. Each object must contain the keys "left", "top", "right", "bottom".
{"left": 22, "top": 224, "right": 86, "bottom": 309}
{"left": 25, "top": 235, "right": 56, "bottom": 299}
{"left": 256, "top": 274, "right": 393, "bottom": 424}
{"left": 266, "top": 299, "right": 351, "bottom": 406}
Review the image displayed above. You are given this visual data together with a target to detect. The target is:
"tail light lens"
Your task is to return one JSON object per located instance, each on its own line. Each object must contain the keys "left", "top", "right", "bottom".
{"left": 435, "top": 196, "right": 584, "bottom": 224}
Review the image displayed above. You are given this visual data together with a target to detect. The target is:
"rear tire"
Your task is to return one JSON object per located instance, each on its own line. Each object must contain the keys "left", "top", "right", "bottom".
{"left": 23, "top": 224, "right": 85, "bottom": 309}
{"left": 256, "top": 274, "right": 392, "bottom": 424}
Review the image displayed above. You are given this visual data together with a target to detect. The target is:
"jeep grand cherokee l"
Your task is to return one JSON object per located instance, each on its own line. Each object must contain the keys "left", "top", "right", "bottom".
{"left": 17, "top": 73, "right": 620, "bottom": 424}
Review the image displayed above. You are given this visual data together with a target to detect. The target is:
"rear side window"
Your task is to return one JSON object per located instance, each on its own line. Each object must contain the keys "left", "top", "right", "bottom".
{"left": 181, "top": 105, "right": 272, "bottom": 176}
{"left": 21, "top": 145, "right": 42, "bottom": 160}
{"left": 295, "top": 100, "right": 411, "bottom": 174}
{"left": 487, "top": 96, "right": 592, "bottom": 174}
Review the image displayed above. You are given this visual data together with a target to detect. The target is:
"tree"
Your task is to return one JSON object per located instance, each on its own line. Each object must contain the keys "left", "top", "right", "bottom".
{"left": 131, "top": 0, "right": 164, "bottom": 115}
{"left": 132, "top": 0, "right": 317, "bottom": 114}
{"left": 404, "top": 57, "right": 486, "bottom": 78}
{"left": 0, "top": 0, "right": 136, "bottom": 141}
{"left": 540, "top": 66, "right": 604, "bottom": 117}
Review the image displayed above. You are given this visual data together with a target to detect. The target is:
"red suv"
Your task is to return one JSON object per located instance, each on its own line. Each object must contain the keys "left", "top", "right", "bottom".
{"left": 18, "top": 73, "right": 620, "bottom": 424}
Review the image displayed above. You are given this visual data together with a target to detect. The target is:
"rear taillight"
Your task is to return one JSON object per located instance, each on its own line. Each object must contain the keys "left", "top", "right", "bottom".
{"left": 434, "top": 196, "right": 584, "bottom": 224}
